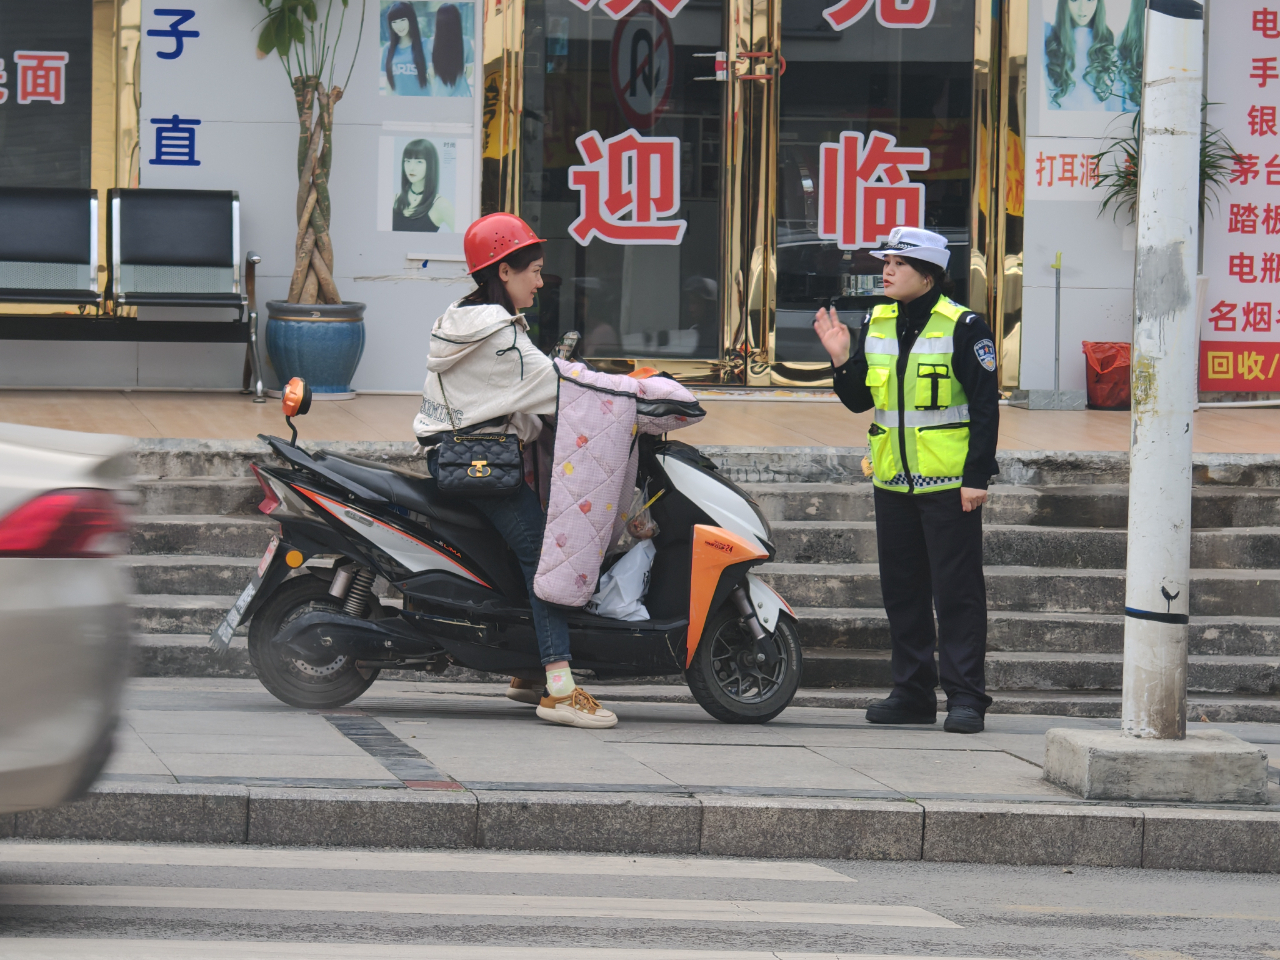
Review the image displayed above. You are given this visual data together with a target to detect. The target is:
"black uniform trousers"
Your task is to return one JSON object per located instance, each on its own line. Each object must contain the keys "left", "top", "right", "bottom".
{"left": 873, "top": 485, "right": 992, "bottom": 714}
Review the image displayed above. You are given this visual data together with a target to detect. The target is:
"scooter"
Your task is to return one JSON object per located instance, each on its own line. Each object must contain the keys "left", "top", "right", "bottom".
{"left": 211, "top": 377, "right": 803, "bottom": 723}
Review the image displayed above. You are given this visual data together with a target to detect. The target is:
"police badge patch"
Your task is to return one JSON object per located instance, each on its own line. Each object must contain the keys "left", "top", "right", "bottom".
{"left": 974, "top": 339, "right": 996, "bottom": 372}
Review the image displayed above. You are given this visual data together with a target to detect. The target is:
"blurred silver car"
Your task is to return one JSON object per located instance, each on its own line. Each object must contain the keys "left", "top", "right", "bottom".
{"left": 0, "top": 423, "right": 132, "bottom": 814}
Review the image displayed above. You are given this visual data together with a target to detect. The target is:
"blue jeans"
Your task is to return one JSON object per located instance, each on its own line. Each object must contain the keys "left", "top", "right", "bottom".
{"left": 467, "top": 482, "right": 572, "bottom": 666}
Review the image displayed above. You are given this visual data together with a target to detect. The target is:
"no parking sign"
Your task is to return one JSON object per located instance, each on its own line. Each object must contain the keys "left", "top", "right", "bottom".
{"left": 610, "top": 2, "right": 674, "bottom": 131}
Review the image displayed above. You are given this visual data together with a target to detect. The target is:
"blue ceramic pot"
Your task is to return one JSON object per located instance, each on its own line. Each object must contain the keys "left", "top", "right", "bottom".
{"left": 265, "top": 301, "right": 366, "bottom": 394}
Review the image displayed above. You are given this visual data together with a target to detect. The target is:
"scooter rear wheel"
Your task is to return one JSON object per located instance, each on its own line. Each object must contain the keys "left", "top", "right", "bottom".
{"left": 248, "top": 575, "right": 379, "bottom": 709}
{"left": 685, "top": 606, "right": 802, "bottom": 724}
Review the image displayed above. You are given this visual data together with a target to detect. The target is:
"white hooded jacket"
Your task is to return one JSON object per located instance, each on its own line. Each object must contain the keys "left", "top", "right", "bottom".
{"left": 412, "top": 301, "right": 559, "bottom": 444}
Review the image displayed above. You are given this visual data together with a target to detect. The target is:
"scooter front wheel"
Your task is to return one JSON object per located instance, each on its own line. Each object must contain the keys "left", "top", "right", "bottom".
{"left": 248, "top": 575, "right": 379, "bottom": 709}
{"left": 685, "top": 605, "right": 802, "bottom": 724}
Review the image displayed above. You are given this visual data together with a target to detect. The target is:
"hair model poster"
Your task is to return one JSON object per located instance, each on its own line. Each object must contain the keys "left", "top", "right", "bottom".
{"left": 1030, "top": 0, "right": 1142, "bottom": 137}
{"left": 379, "top": 0, "right": 475, "bottom": 98}
{"left": 377, "top": 129, "right": 474, "bottom": 236}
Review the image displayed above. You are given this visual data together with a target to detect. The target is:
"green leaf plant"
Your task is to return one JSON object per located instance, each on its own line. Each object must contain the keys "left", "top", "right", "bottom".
{"left": 255, "top": 0, "right": 367, "bottom": 304}
{"left": 1093, "top": 101, "right": 1237, "bottom": 227}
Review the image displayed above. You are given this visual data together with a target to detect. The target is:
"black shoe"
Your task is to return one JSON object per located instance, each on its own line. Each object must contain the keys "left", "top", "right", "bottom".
{"left": 865, "top": 696, "right": 937, "bottom": 725}
{"left": 944, "top": 705, "right": 985, "bottom": 734}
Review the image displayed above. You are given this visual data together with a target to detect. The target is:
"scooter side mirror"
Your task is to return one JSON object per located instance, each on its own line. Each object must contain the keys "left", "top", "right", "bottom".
{"left": 282, "top": 378, "right": 312, "bottom": 417}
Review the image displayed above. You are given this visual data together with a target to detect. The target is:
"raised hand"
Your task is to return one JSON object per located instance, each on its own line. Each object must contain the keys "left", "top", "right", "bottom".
{"left": 813, "top": 306, "right": 852, "bottom": 367}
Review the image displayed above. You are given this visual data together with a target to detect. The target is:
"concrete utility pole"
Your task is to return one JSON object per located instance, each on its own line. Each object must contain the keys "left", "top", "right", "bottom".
{"left": 1120, "top": 0, "right": 1204, "bottom": 741}
{"left": 1042, "top": 0, "right": 1268, "bottom": 803}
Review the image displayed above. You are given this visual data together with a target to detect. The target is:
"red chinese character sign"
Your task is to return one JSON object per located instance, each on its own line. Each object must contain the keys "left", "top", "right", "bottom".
{"left": 0, "top": 0, "right": 93, "bottom": 188}
{"left": 1202, "top": 2, "right": 1280, "bottom": 391}
{"left": 569, "top": 129, "right": 687, "bottom": 245}
{"left": 821, "top": 0, "right": 935, "bottom": 31}
{"left": 816, "top": 131, "right": 929, "bottom": 250}
{"left": 567, "top": 0, "right": 689, "bottom": 20}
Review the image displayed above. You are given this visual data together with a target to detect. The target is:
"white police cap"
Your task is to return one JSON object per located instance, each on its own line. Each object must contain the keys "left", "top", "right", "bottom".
{"left": 868, "top": 226, "right": 951, "bottom": 269}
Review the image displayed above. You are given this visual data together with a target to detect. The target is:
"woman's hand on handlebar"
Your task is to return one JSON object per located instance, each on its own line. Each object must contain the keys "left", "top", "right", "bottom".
{"left": 813, "top": 307, "right": 851, "bottom": 367}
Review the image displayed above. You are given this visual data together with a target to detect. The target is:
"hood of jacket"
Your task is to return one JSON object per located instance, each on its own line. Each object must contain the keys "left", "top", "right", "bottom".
{"left": 426, "top": 302, "right": 526, "bottom": 373}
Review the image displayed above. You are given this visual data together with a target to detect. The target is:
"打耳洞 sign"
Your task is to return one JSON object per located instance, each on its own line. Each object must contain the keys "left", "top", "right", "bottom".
{"left": 1201, "top": 4, "right": 1280, "bottom": 391}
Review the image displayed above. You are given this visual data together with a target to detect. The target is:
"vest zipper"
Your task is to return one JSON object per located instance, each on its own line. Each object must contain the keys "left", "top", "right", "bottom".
{"left": 896, "top": 357, "right": 913, "bottom": 493}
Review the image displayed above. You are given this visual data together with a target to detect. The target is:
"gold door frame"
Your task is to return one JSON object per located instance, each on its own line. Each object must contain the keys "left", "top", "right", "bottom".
{"left": 481, "top": 0, "right": 1015, "bottom": 386}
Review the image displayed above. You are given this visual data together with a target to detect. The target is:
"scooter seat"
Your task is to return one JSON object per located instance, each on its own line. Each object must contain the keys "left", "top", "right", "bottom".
{"left": 314, "top": 452, "right": 490, "bottom": 530}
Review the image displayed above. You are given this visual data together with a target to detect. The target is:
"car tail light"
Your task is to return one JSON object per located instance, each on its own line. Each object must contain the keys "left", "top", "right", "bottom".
{"left": 0, "top": 488, "right": 130, "bottom": 558}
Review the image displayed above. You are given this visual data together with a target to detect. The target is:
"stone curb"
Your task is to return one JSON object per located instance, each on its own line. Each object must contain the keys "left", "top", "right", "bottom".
{"left": 8, "top": 783, "right": 1280, "bottom": 873}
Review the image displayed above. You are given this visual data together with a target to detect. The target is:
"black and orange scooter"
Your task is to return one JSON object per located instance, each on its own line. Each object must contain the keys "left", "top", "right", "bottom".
{"left": 211, "top": 379, "right": 802, "bottom": 723}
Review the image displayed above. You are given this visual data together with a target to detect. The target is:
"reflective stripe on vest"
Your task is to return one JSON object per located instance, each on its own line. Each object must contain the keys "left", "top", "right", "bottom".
{"left": 873, "top": 405, "right": 970, "bottom": 428}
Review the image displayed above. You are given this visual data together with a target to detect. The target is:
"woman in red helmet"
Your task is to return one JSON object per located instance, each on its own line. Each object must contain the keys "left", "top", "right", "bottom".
{"left": 413, "top": 213, "right": 619, "bottom": 729}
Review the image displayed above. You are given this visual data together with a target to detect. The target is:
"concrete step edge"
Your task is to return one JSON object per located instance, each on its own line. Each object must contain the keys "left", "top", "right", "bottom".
{"left": 13, "top": 757, "right": 1278, "bottom": 869}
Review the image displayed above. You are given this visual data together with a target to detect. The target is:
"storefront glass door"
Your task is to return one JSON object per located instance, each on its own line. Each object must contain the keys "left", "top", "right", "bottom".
{"left": 773, "top": 0, "right": 976, "bottom": 379}
{"left": 519, "top": 0, "right": 725, "bottom": 366}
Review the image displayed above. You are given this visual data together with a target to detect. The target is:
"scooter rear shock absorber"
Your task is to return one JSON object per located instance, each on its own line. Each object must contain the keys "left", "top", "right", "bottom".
{"left": 343, "top": 567, "right": 376, "bottom": 617}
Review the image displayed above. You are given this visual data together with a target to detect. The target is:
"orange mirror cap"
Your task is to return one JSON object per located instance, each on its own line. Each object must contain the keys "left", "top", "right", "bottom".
{"left": 628, "top": 366, "right": 659, "bottom": 379}
{"left": 282, "top": 378, "right": 312, "bottom": 417}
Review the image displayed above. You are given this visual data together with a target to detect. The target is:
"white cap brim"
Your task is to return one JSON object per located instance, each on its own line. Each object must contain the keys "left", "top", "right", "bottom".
{"left": 869, "top": 245, "right": 950, "bottom": 269}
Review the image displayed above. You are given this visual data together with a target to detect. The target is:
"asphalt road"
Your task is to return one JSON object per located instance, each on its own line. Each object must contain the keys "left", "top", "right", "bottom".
{"left": 0, "top": 841, "right": 1277, "bottom": 958}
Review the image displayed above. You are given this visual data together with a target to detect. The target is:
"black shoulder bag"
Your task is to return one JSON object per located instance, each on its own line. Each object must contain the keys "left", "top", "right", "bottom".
{"left": 432, "top": 373, "right": 525, "bottom": 497}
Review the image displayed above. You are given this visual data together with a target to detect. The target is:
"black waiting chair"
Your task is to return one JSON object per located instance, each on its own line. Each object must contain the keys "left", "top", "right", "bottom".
{"left": 0, "top": 187, "right": 264, "bottom": 400}
{"left": 0, "top": 187, "right": 101, "bottom": 307}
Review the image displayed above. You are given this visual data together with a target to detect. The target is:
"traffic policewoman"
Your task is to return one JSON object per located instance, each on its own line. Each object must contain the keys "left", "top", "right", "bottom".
{"left": 813, "top": 227, "right": 1000, "bottom": 734}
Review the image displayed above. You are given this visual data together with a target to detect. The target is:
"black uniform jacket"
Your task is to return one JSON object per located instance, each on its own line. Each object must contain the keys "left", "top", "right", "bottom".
{"left": 831, "top": 288, "right": 1001, "bottom": 490}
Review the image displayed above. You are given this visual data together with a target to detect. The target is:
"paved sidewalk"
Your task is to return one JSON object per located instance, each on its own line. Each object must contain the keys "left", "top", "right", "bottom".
{"left": 100, "top": 680, "right": 1279, "bottom": 805}
{"left": 8, "top": 678, "right": 1279, "bottom": 873}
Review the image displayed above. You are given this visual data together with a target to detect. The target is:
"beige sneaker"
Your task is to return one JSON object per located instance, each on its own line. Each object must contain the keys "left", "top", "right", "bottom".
{"left": 536, "top": 688, "right": 618, "bottom": 728}
{"left": 505, "top": 677, "right": 543, "bottom": 706}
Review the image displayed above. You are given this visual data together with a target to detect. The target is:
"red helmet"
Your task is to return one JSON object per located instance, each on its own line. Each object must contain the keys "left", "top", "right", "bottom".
{"left": 463, "top": 213, "right": 545, "bottom": 274}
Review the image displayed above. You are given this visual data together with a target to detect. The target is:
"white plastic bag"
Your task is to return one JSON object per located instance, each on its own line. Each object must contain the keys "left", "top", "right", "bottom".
{"left": 586, "top": 539, "right": 656, "bottom": 622}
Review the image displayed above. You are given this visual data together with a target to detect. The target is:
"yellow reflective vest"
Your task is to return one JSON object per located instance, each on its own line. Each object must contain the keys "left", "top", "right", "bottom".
{"left": 864, "top": 297, "right": 971, "bottom": 494}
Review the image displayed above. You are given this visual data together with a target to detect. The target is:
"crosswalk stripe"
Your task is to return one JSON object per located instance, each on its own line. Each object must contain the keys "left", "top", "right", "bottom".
{"left": 0, "top": 843, "right": 852, "bottom": 883}
{"left": 0, "top": 941, "right": 996, "bottom": 960}
{"left": 0, "top": 885, "right": 958, "bottom": 927}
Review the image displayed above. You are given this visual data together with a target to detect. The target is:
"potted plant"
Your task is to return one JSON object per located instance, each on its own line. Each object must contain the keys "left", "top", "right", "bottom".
{"left": 256, "top": 0, "right": 368, "bottom": 398}
{"left": 1094, "top": 103, "right": 1236, "bottom": 226}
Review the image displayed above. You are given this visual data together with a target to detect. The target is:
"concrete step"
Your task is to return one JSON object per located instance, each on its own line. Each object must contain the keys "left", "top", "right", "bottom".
{"left": 786, "top": 688, "right": 1280, "bottom": 723}
{"left": 131, "top": 516, "right": 276, "bottom": 557}
{"left": 123, "top": 636, "right": 1280, "bottom": 722}
{"left": 131, "top": 594, "right": 240, "bottom": 635}
{"left": 758, "top": 562, "right": 1280, "bottom": 617}
{"left": 136, "top": 477, "right": 261, "bottom": 516}
{"left": 127, "top": 556, "right": 257, "bottom": 596}
{"left": 771, "top": 521, "right": 1280, "bottom": 569}
{"left": 745, "top": 482, "right": 1280, "bottom": 528}
{"left": 793, "top": 608, "right": 1280, "bottom": 657}
{"left": 800, "top": 648, "right": 1280, "bottom": 695}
